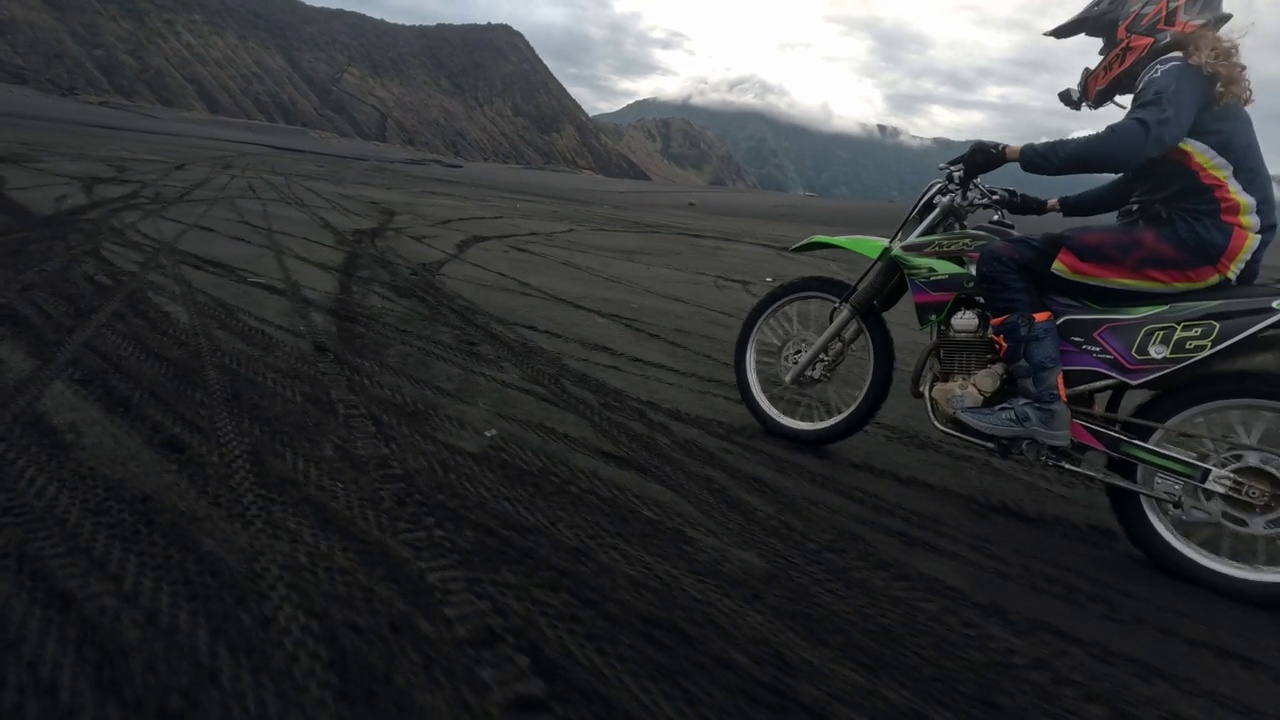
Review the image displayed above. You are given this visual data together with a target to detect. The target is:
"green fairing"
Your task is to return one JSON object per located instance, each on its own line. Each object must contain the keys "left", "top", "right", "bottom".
{"left": 787, "top": 234, "right": 969, "bottom": 276}
{"left": 786, "top": 234, "right": 973, "bottom": 327}
{"left": 787, "top": 234, "right": 889, "bottom": 259}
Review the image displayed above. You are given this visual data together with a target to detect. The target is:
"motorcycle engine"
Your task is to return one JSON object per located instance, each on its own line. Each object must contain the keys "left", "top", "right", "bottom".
{"left": 928, "top": 309, "right": 1006, "bottom": 419}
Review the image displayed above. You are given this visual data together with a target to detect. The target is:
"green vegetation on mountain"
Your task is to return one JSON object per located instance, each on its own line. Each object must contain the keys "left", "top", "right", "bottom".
{"left": 596, "top": 99, "right": 1103, "bottom": 202}
{"left": 0, "top": 0, "right": 649, "bottom": 179}
{"left": 597, "top": 117, "right": 758, "bottom": 188}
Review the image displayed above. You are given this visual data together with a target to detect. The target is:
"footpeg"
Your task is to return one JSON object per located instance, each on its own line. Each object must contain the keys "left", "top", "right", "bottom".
{"left": 992, "top": 438, "right": 1051, "bottom": 462}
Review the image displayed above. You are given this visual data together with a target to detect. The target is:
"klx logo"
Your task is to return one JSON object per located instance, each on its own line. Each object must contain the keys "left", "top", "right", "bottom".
{"left": 923, "top": 238, "right": 980, "bottom": 253}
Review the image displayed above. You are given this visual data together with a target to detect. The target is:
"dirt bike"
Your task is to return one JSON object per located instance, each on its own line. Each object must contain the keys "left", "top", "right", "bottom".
{"left": 733, "top": 162, "right": 1280, "bottom": 606}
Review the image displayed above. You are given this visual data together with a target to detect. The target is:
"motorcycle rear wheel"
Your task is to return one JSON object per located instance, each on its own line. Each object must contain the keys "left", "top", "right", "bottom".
{"left": 1108, "top": 374, "right": 1280, "bottom": 606}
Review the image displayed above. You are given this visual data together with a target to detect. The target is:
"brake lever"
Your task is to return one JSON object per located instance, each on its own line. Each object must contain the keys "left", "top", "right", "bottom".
{"left": 939, "top": 163, "right": 985, "bottom": 208}
{"left": 964, "top": 177, "right": 999, "bottom": 207}
{"left": 987, "top": 213, "right": 1016, "bottom": 230}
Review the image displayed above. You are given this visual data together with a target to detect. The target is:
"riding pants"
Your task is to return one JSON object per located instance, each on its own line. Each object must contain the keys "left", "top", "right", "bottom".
{"left": 976, "top": 224, "right": 1229, "bottom": 317}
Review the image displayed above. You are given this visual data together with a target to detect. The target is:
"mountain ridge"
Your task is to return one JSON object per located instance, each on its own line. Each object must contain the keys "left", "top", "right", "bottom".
{"left": 0, "top": 0, "right": 650, "bottom": 180}
{"left": 597, "top": 117, "right": 759, "bottom": 188}
{"left": 1, "top": 0, "right": 1135, "bottom": 202}
{"left": 596, "top": 98, "right": 1104, "bottom": 203}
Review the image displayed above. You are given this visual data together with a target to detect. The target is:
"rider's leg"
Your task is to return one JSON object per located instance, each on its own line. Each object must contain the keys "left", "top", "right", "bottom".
{"left": 954, "top": 225, "right": 1226, "bottom": 446}
{"left": 953, "top": 235, "right": 1071, "bottom": 446}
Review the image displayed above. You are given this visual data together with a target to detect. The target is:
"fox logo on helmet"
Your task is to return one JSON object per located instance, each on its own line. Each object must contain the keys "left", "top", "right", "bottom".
{"left": 1043, "top": 0, "right": 1233, "bottom": 110}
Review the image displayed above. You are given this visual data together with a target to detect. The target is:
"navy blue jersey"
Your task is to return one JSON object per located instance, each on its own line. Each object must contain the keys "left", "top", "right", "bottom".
{"left": 1019, "top": 52, "right": 1276, "bottom": 284}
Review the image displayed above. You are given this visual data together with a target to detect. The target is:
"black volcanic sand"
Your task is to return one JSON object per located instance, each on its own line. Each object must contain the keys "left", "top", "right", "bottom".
{"left": 2, "top": 84, "right": 1279, "bottom": 720}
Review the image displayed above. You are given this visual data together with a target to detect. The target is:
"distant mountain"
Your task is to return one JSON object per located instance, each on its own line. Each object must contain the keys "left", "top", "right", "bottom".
{"left": 0, "top": 0, "right": 648, "bottom": 180}
{"left": 597, "top": 117, "right": 758, "bottom": 188}
{"left": 596, "top": 98, "right": 1104, "bottom": 203}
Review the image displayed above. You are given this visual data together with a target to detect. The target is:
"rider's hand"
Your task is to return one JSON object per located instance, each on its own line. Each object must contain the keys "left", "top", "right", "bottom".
{"left": 946, "top": 140, "right": 1010, "bottom": 177}
{"left": 999, "top": 190, "right": 1051, "bottom": 216}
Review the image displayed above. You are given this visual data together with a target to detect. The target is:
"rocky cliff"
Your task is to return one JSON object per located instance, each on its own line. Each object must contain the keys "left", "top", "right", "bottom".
{"left": 0, "top": 0, "right": 649, "bottom": 179}
{"left": 597, "top": 99, "right": 1102, "bottom": 202}
{"left": 599, "top": 117, "right": 759, "bottom": 188}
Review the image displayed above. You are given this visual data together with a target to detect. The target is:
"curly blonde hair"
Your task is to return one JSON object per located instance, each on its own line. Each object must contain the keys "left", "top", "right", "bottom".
{"left": 1179, "top": 29, "right": 1253, "bottom": 106}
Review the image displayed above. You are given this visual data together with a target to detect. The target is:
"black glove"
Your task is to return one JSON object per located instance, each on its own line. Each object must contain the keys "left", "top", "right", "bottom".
{"left": 945, "top": 140, "right": 1010, "bottom": 177}
{"left": 998, "top": 190, "right": 1050, "bottom": 216}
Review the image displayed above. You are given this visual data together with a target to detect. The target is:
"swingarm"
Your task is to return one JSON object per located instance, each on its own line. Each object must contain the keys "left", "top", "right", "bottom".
{"left": 1068, "top": 418, "right": 1272, "bottom": 507}
{"left": 921, "top": 371, "right": 1272, "bottom": 507}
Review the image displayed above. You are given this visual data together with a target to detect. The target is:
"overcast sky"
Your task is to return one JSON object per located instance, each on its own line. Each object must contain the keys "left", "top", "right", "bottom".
{"left": 309, "top": 0, "right": 1279, "bottom": 165}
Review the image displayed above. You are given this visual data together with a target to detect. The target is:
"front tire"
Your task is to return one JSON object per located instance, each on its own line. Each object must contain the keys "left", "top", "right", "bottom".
{"left": 1107, "top": 374, "right": 1280, "bottom": 606}
{"left": 733, "top": 276, "right": 895, "bottom": 445}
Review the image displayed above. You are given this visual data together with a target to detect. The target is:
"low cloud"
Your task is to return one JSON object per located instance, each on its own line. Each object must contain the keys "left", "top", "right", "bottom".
{"left": 658, "top": 74, "right": 959, "bottom": 149}
{"left": 311, "top": 0, "right": 1280, "bottom": 163}
{"left": 659, "top": 75, "right": 842, "bottom": 131}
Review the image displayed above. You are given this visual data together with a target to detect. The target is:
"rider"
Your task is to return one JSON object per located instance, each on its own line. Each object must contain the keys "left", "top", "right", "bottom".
{"left": 948, "top": 0, "right": 1275, "bottom": 447}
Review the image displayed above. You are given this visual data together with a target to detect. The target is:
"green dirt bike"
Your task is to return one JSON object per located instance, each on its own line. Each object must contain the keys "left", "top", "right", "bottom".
{"left": 733, "top": 162, "right": 1280, "bottom": 606}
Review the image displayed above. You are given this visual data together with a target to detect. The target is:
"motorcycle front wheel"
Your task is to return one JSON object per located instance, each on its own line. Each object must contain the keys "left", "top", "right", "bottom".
{"left": 733, "top": 276, "right": 895, "bottom": 446}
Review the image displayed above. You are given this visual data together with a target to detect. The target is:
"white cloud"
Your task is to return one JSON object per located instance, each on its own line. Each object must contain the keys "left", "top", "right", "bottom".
{"left": 611, "top": 0, "right": 1273, "bottom": 136}
{"left": 314, "top": 0, "right": 1280, "bottom": 165}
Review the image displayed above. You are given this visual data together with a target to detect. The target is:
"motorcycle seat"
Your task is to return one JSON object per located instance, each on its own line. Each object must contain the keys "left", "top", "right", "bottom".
{"left": 1056, "top": 281, "right": 1280, "bottom": 308}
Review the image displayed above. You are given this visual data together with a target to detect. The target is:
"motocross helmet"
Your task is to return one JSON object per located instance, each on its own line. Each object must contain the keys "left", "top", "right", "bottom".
{"left": 1045, "top": 0, "right": 1233, "bottom": 110}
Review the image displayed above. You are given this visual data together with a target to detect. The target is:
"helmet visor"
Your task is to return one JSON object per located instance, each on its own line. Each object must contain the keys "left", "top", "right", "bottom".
{"left": 1043, "top": 0, "right": 1132, "bottom": 39}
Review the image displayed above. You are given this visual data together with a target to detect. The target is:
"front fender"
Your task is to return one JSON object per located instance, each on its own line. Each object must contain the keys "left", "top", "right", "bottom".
{"left": 788, "top": 234, "right": 889, "bottom": 261}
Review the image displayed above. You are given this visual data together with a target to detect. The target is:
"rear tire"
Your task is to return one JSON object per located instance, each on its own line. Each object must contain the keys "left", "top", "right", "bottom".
{"left": 1107, "top": 374, "right": 1280, "bottom": 606}
{"left": 733, "top": 276, "right": 895, "bottom": 445}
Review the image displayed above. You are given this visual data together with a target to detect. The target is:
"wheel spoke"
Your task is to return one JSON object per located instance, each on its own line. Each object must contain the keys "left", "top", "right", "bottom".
{"left": 785, "top": 303, "right": 801, "bottom": 333}
{"left": 1138, "top": 399, "right": 1280, "bottom": 583}
{"left": 823, "top": 377, "right": 850, "bottom": 410}
{"left": 1185, "top": 522, "right": 1218, "bottom": 546}
{"left": 1237, "top": 410, "right": 1264, "bottom": 446}
{"left": 744, "top": 290, "right": 876, "bottom": 433}
{"left": 758, "top": 321, "right": 783, "bottom": 348}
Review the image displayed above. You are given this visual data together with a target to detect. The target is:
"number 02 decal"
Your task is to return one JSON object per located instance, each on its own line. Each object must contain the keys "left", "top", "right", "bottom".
{"left": 1131, "top": 320, "right": 1220, "bottom": 360}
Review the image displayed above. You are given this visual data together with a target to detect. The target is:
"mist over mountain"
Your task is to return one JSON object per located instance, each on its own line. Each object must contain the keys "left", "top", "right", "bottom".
{"left": 596, "top": 96, "right": 1105, "bottom": 203}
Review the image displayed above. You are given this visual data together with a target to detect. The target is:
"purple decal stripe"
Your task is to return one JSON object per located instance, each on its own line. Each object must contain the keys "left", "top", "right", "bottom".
{"left": 910, "top": 281, "right": 956, "bottom": 306}
{"left": 1059, "top": 348, "right": 1153, "bottom": 381}
{"left": 911, "top": 289, "right": 953, "bottom": 305}
{"left": 1070, "top": 420, "right": 1108, "bottom": 450}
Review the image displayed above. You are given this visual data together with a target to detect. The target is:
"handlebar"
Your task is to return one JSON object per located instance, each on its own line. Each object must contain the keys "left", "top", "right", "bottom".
{"left": 934, "top": 161, "right": 1016, "bottom": 222}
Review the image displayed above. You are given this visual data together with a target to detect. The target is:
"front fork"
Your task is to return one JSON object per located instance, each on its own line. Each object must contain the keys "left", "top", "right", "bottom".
{"left": 783, "top": 305, "right": 855, "bottom": 385}
{"left": 783, "top": 258, "right": 904, "bottom": 385}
